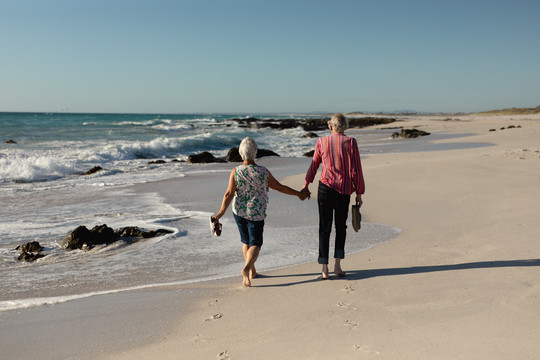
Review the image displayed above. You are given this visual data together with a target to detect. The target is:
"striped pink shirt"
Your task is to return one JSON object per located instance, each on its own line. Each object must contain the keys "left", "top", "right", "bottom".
{"left": 304, "top": 133, "right": 365, "bottom": 195}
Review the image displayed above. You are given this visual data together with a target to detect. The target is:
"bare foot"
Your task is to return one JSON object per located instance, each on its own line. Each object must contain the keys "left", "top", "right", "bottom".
{"left": 321, "top": 264, "right": 330, "bottom": 279}
{"left": 334, "top": 263, "right": 345, "bottom": 276}
{"left": 241, "top": 268, "right": 251, "bottom": 287}
{"left": 249, "top": 267, "right": 258, "bottom": 279}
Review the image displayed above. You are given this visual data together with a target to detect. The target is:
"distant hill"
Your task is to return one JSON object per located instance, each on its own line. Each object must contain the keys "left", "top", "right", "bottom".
{"left": 476, "top": 106, "right": 540, "bottom": 115}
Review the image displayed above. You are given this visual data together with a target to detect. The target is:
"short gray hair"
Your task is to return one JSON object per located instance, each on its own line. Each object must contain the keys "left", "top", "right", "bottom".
{"left": 239, "top": 137, "right": 258, "bottom": 161}
{"left": 328, "top": 113, "right": 348, "bottom": 133}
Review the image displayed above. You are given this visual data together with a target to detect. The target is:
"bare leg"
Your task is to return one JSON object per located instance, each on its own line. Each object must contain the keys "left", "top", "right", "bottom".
{"left": 334, "top": 258, "right": 345, "bottom": 276}
{"left": 242, "top": 245, "right": 258, "bottom": 279}
{"left": 241, "top": 245, "right": 260, "bottom": 287}
{"left": 321, "top": 264, "right": 330, "bottom": 279}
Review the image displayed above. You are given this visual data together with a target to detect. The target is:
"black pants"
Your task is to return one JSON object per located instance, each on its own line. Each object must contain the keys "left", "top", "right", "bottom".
{"left": 317, "top": 182, "right": 351, "bottom": 265}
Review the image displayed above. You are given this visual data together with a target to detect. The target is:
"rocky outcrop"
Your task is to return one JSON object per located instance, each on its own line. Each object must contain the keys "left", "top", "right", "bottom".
{"left": 16, "top": 241, "right": 45, "bottom": 262}
{"left": 64, "top": 225, "right": 115, "bottom": 250}
{"left": 64, "top": 224, "right": 174, "bottom": 250}
{"left": 82, "top": 166, "right": 103, "bottom": 175}
{"left": 232, "top": 117, "right": 301, "bottom": 130}
{"left": 115, "top": 226, "right": 173, "bottom": 240}
{"left": 16, "top": 241, "right": 43, "bottom": 253}
{"left": 187, "top": 152, "right": 227, "bottom": 164}
{"left": 231, "top": 117, "right": 396, "bottom": 131}
{"left": 226, "top": 148, "right": 280, "bottom": 162}
{"left": 392, "top": 129, "right": 431, "bottom": 138}
{"left": 4, "top": 140, "right": 17, "bottom": 144}
{"left": 18, "top": 252, "right": 46, "bottom": 262}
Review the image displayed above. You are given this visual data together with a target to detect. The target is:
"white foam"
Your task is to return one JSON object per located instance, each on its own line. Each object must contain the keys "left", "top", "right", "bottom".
{"left": 0, "top": 154, "right": 76, "bottom": 183}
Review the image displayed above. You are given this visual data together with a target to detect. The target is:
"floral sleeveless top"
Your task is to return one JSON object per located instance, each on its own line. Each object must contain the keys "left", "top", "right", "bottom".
{"left": 232, "top": 165, "right": 269, "bottom": 221}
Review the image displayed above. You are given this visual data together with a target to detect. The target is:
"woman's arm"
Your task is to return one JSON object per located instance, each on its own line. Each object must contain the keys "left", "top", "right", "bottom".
{"left": 268, "top": 172, "right": 308, "bottom": 200}
{"left": 214, "top": 168, "right": 236, "bottom": 220}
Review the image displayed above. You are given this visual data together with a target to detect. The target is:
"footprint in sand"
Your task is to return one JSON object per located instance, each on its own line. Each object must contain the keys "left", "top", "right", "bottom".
{"left": 218, "top": 350, "right": 232, "bottom": 359}
{"left": 353, "top": 344, "right": 380, "bottom": 355}
{"left": 206, "top": 313, "right": 223, "bottom": 321}
{"left": 342, "top": 285, "right": 355, "bottom": 294}
{"left": 337, "top": 302, "right": 358, "bottom": 310}
{"left": 193, "top": 333, "right": 210, "bottom": 343}
{"left": 344, "top": 319, "right": 359, "bottom": 329}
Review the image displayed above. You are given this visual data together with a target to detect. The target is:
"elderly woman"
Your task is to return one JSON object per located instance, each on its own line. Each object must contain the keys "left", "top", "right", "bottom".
{"left": 212, "top": 137, "right": 308, "bottom": 287}
{"left": 301, "top": 113, "right": 365, "bottom": 280}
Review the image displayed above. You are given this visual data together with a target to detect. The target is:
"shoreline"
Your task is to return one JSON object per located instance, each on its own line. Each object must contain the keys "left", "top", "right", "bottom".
{"left": 2, "top": 114, "right": 539, "bottom": 359}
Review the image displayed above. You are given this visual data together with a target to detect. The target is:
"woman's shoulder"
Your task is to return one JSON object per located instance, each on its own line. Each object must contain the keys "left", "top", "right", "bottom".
{"left": 255, "top": 165, "right": 269, "bottom": 173}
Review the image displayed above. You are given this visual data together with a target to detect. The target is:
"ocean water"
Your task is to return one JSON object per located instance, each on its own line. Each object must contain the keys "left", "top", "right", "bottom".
{"left": 0, "top": 112, "right": 409, "bottom": 312}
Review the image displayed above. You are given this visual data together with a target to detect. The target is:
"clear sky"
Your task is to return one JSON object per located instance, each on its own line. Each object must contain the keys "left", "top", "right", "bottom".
{"left": 1, "top": 0, "right": 539, "bottom": 114}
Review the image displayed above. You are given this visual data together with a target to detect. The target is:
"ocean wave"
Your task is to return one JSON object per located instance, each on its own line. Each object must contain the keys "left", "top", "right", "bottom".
{"left": 112, "top": 120, "right": 156, "bottom": 126}
{"left": 0, "top": 154, "right": 76, "bottom": 183}
{"left": 152, "top": 123, "right": 194, "bottom": 131}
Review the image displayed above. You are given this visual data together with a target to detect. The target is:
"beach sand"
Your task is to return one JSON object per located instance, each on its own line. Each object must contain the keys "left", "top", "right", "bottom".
{"left": 2, "top": 114, "right": 540, "bottom": 359}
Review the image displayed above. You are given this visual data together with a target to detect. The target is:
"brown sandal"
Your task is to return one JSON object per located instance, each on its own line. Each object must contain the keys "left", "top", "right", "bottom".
{"left": 210, "top": 216, "right": 222, "bottom": 237}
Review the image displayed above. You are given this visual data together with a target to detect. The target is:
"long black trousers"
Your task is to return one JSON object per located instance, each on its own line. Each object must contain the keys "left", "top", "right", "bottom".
{"left": 317, "top": 181, "right": 351, "bottom": 265}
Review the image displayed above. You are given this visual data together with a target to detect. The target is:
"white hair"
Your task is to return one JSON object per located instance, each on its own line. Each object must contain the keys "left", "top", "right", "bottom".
{"left": 239, "top": 137, "right": 258, "bottom": 161}
{"left": 328, "top": 113, "right": 348, "bottom": 133}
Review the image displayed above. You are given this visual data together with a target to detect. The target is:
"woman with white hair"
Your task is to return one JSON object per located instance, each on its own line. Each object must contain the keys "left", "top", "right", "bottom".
{"left": 212, "top": 137, "right": 308, "bottom": 287}
{"left": 302, "top": 113, "right": 365, "bottom": 279}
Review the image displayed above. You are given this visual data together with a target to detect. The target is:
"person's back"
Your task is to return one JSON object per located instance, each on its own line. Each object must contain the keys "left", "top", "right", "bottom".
{"left": 315, "top": 133, "right": 361, "bottom": 194}
{"left": 233, "top": 164, "right": 269, "bottom": 221}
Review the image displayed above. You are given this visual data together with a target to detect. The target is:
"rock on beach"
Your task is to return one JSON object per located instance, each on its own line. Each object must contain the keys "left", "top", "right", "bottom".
{"left": 64, "top": 224, "right": 174, "bottom": 250}
{"left": 392, "top": 128, "right": 431, "bottom": 138}
{"left": 226, "top": 148, "right": 280, "bottom": 162}
{"left": 15, "top": 241, "right": 45, "bottom": 262}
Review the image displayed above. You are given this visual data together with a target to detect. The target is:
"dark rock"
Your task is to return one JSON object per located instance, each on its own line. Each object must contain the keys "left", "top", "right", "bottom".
{"left": 115, "top": 227, "right": 146, "bottom": 238}
{"left": 302, "top": 132, "right": 319, "bottom": 138}
{"left": 90, "top": 224, "right": 116, "bottom": 245}
{"left": 65, "top": 225, "right": 94, "bottom": 250}
{"left": 18, "top": 252, "right": 46, "bottom": 262}
{"left": 230, "top": 117, "right": 396, "bottom": 132}
{"left": 226, "top": 148, "right": 280, "bottom": 162}
{"left": 256, "top": 149, "right": 280, "bottom": 158}
{"left": 304, "top": 150, "right": 315, "bottom": 157}
{"left": 348, "top": 117, "right": 396, "bottom": 128}
{"left": 227, "top": 148, "right": 243, "bottom": 162}
{"left": 64, "top": 224, "right": 115, "bottom": 250}
{"left": 392, "top": 129, "right": 430, "bottom": 138}
{"left": 65, "top": 224, "right": 174, "bottom": 250}
{"left": 4, "top": 140, "right": 17, "bottom": 144}
{"left": 16, "top": 241, "right": 43, "bottom": 253}
{"left": 187, "top": 152, "right": 227, "bottom": 164}
{"left": 302, "top": 119, "right": 327, "bottom": 131}
{"left": 82, "top": 166, "right": 103, "bottom": 175}
{"left": 302, "top": 117, "right": 396, "bottom": 131}
{"left": 115, "top": 226, "right": 173, "bottom": 240}
{"left": 148, "top": 160, "right": 167, "bottom": 164}
{"left": 16, "top": 241, "right": 46, "bottom": 262}
{"left": 231, "top": 118, "right": 300, "bottom": 130}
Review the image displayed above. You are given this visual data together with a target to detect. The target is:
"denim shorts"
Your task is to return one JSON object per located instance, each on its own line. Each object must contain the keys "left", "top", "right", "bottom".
{"left": 233, "top": 213, "right": 264, "bottom": 248}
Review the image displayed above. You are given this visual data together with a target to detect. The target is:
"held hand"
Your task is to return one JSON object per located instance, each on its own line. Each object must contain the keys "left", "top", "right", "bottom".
{"left": 300, "top": 186, "right": 311, "bottom": 200}
{"left": 356, "top": 194, "right": 363, "bottom": 207}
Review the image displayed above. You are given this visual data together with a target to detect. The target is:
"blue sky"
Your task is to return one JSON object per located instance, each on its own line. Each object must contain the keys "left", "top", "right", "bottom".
{"left": 1, "top": 0, "right": 539, "bottom": 113}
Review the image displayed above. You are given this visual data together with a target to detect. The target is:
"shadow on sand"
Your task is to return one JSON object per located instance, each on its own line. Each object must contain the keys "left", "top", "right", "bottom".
{"left": 255, "top": 259, "right": 540, "bottom": 288}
